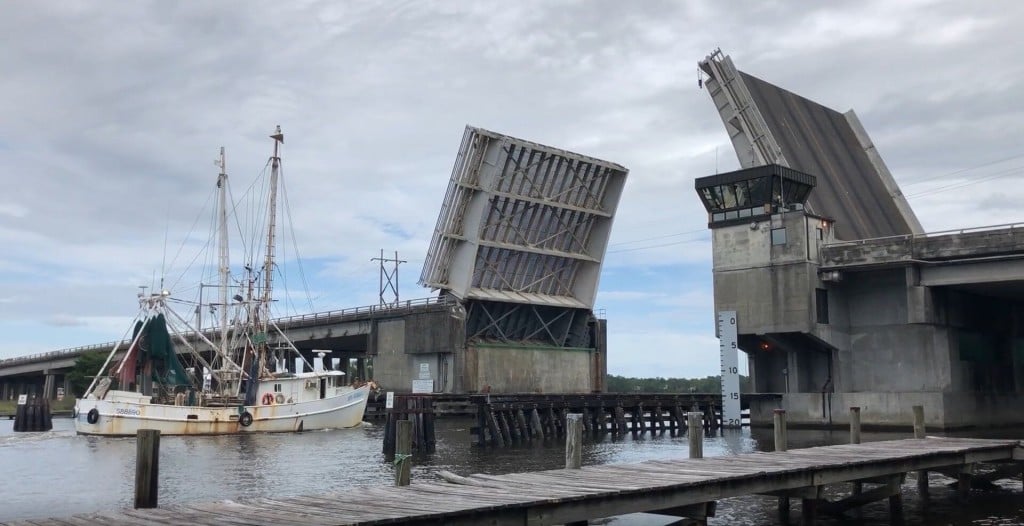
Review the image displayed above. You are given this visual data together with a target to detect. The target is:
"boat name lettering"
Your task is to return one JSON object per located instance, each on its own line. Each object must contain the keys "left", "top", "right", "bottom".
{"left": 115, "top": 408, "right": 141, "bottom": 416}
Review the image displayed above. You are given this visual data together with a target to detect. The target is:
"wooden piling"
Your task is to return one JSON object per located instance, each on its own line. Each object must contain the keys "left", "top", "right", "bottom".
{"left": 395, "top": 420, "right": 412, "bottom": 487}
{"left": 773, "top": 409, "right": 787, "bottom": 452}
{"left": 485, "top": 408, "right": 504, "bottom": 447}
{"left": 497, "top": 410, "right": 513, "bottom": 444}
{"left": 912, "top": 405, "right": 925, "bottom": 438}
{"left": 13, "top": 397, "right": 52, "bottom": 432}
{"left": 802, "top": 497, "right": 817, "bottom": 525}
{"left": 913, "top": 405, "right": 928, "bottom": 496}
{"left": 614, "top": 405, "right": 626, "bottom": 434}
{"left": 687, "top": 412, "right": 703, "bottom": 459}
{"left": 889, "top": 491, "right": 905, "bottom": 525}
{"left": 849, "top": 406, "right": 861, "bottom": 444}
{"left": 507, "top": 410, "right": 521, "bottom": 442}
{"left": 530, "top": 407, "right": 544, "bottom": 439}
{"left": 850, "top": 406, "right": 862, "bottom": 497}
{"left": 673, "top": 406, "right": 685, "bottom": 436}
{"left": 565, "top": 413, "right": 583, "bottom": 469}
{"left": 515, "top": 409, "right": 530, "bottom": 441}
{"left": 773, "top": 409, "right": 789, "bottom": 522}
{"left": 134, "top": 429, "right": 160, "bottom": 509}
{"left": 423, "top": 400, "right": 436, "bottom": 453}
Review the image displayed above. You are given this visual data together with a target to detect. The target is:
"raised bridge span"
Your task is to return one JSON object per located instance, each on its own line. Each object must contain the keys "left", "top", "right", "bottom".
{"left": 697, "top": 49, "right": 1024, "bottom": 429}
{"left": 4, "top": 125, "right": 626, "bottom": 403}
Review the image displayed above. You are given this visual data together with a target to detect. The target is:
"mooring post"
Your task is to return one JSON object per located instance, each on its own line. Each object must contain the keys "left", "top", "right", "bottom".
{"left": 566, "top": 413, "right": 583, "bottom": 469}
{"left": 912, "top": 405, "right": 928, "bottom": 496}
{"left": 395, "top": 420, "right": 412, "bottom": 487}
{"left": 564, "top": 415, "right": 589, "bottom": 526}
{"left": 773, "top": 409, "right": 789, "bottom": 523}
{"left": 134, "top": 429, "right": 160, "bottom": 509}
{"left": 850, "top": 407, "right": 863, "bottom": 497}
{"left": 849, "top": 406, "right": 861, "bottom": 444}
{"left": 687, "top": 411, "right": 703, "bottom": 459}
{"left": 773, "top": 409, "right": 787, "bottom": 452}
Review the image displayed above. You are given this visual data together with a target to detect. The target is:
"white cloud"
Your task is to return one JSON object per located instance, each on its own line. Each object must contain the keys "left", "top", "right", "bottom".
{"left": 1, "top": 0, "right": 1023, "bottom": 377}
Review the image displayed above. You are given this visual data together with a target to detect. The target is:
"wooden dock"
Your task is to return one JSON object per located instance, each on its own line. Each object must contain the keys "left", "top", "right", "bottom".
{"left": 6, "top": 436, "right": 1022, "bottom": 525}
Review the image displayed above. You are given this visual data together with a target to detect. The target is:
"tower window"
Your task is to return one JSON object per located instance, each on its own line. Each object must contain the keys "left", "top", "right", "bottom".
{"left": 816, "top": 288, "right": 829, "bottom": 324}
{"left": 771, "top": 228, "right": 787, "bottom": 245}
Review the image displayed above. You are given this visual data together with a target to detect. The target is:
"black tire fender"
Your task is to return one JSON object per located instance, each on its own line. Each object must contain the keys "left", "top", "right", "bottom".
{"left": 86, "top": 408, "right": 99, "bottom": 424}
{"left": 239, "top": 411, "right": 253, "bottom": 427}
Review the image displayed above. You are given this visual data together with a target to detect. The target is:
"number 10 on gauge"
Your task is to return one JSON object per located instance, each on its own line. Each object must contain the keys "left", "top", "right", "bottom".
{"left": 718, "top": 310, "right": 741, "bottom": 428}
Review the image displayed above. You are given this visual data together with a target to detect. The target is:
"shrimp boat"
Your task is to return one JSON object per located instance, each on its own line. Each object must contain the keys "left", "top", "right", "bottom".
{"left": 74, "top": 127, "right": 371, "bottom": 436}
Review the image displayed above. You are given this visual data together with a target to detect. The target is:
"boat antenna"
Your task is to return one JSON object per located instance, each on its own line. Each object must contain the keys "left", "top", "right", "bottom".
{"left": 161, "top": 201, "right": 171, "bottom": 294}
{"left": 216, "top": 146, "right": 230, "bottom": 359}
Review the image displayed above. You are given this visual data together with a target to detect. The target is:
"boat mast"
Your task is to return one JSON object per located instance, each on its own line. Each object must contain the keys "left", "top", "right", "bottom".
{"left": 216, "top": 147, "right": 230, "bottom": 362}
{"left": 260, "top": 126, "right": 284, "bottom": 374}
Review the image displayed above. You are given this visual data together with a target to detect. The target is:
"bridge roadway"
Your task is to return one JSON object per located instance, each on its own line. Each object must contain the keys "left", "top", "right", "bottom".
{"left": 4, "top": 436, "right": 1021, "bottom": 525}
{"left": 820, "top": 223, "right": 1024, "bottom": 297}
{"left": 0, "top": 296, "right": 453, "bottom": 396}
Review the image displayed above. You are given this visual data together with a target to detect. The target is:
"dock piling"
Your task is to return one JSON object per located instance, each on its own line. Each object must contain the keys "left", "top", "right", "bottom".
{"left": 566, "top": 413, "right": 582, "bottom": 469}
{"left": 913, "top": 405, "right": 928, "bottom": 496}
{"left": 773, "top": 409, "right": 789, "bottom": 522}
{"left": 849, "top": 406, "right": 861, "bottom": 444}
{"left": 395, "top": 420, "right": 412, "bottom": 487}
{"left": 912, "top": 405, "right": 925, "bottom": 439}
{"left": 687, "top": 411, "right": 703, "bottom": 459}
{"left": 134, "top": 429, "right": 160, "bottom": 509}
{"left": 773, "top": 409, "right": 787, "bottom": 452}
{"left": 850, "top": 406, "right": 863, "bottom": 497}
{"left": 12, "top": 396, "right": 52, "bottom": 432}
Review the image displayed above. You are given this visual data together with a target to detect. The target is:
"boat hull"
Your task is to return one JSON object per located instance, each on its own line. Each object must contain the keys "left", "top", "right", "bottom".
{"left": 73, "top": 385, "right": 371, "bottom": 436}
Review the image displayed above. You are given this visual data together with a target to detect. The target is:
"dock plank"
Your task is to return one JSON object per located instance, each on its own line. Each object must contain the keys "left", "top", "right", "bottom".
{"left": 4, "top": 437, "right": 1019, "bottom": 526}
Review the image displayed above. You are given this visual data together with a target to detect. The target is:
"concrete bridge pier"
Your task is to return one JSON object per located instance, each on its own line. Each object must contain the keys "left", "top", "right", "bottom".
{"left": 42, "top": 371, "right": 56, "bottom": 400}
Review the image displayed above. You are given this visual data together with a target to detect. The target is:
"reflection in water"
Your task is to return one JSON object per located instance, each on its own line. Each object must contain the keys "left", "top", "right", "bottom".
{"left": 1, "top": 419, "right": 1022, "bottom": 524}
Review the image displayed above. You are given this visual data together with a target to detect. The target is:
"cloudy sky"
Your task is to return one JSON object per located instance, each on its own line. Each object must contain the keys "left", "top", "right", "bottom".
{"left": 2, "top": 1, "right": 1023, "bottom": 378}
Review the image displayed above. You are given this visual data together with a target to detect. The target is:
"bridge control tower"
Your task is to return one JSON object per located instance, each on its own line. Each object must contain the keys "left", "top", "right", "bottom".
{"left": 697, "top": 51, "right": 1024, "bottom": 429}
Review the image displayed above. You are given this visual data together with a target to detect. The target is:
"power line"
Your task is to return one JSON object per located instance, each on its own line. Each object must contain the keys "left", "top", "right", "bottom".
{"left": 608, "top": 228, "right": 707, "bottom": 247}
{"left": 906, "top": 165, "right": 1024, "bottom": 199}
{"left": 901, "top": 153, "right": 1024, "bottom": 186}
{"left": 607, "top": 235, "right": 709, "bottom": 254}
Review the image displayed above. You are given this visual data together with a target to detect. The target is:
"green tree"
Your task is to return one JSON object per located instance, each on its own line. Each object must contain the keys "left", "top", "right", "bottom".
{"left": 65, "top": 351, "right": 109, "bottom": 397}
{"left": 605, "top": 374, "right": 752, "bottom": 393}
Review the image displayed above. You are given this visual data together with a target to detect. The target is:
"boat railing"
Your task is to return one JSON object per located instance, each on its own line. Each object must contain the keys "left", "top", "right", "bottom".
{"left": 0, "top": 295, "right": 455, "bottom": 368}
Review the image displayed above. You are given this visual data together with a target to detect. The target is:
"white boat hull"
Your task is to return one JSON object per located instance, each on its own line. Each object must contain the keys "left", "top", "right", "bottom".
{"left": 73, "top": 385, "right": 370, "bottom": 436}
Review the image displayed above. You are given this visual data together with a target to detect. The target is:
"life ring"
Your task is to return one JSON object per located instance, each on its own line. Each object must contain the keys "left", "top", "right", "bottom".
{"left": 86, "top": 408, "right": 99, "bottom": 424}
{"left": 239, "top": 411, "right": 253, "bottom": 427}
{"left": 275, "top": 393, "right": 285, "bottom": 404}
{"left": 261, "top": 393, "right": 274, "bottom": 405}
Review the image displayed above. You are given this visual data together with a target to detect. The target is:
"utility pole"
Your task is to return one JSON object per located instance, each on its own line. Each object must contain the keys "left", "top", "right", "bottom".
{"left": 371, "top": 249, "right": 406, "bottom": 307}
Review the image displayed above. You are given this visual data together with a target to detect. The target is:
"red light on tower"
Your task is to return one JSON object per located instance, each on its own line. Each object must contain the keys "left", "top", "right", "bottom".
{"left": 759, "top": 341, "right": 771, "bottom": 351}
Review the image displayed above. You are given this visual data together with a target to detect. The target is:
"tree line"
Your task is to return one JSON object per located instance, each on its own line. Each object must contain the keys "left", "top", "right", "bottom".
{"left": 605, "top": 374, "right": 751, "bottom": 394}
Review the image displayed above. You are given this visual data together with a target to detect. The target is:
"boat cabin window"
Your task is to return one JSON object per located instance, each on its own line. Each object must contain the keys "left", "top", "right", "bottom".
{"left": 273, "top": 383, "right": 282, "bottom": 393}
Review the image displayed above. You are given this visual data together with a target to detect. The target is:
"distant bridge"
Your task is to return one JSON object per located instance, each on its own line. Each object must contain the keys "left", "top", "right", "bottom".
{"left": 0, "top": 296, "right": 455, "bottom": 400}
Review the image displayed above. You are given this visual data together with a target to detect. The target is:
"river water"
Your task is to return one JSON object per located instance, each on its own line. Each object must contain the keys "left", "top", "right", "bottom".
{"left": 2, "top": 418, "right": 1022, "bottom": 524}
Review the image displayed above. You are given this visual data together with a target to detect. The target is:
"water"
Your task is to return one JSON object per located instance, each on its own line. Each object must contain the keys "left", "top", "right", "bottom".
{"left": 2, "top": 418, "right": 1023, "bottom": 524}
